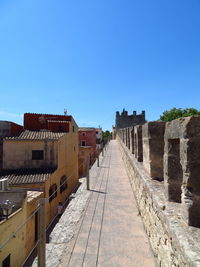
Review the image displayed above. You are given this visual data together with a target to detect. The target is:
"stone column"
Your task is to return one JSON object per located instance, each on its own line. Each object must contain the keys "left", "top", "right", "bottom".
{"left": 134, "top": 125, "right": 143, "bottom": 162}
{"left": 142, "top": 122, "right": 166, "bottom": 181}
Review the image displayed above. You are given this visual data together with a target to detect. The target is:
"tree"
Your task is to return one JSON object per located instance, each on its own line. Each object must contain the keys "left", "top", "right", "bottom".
{"left": 102, "top": 130, "right": 112, "bottom": 144}
{"left": 160, "top": 108, "right": 200, "bottom": 122}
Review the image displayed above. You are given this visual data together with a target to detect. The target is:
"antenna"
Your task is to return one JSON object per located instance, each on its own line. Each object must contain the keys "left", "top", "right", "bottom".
{"left": 64, "top": 109, "right": 67, "bottom": 115}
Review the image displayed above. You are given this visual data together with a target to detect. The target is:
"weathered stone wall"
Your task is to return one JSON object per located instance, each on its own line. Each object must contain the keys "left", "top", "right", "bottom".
{"left": 118, "top": 137, "right": 200, "bottom": 267}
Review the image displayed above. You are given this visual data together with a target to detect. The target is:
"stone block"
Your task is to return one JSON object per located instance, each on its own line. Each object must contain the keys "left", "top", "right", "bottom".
{"left": 126, "top": 127, "right": 131, "bottom": 149}
{"left": 164, "top": 116, "right": 200, "bottom": 227}
{"left": 142, "top": 121, "right": 166, "bottom": 181}
{"left": 134, "top": 125, "right": 143, "bottom": 162}
{"left": 129, "top": 127, "right": 134, "bottom": 154}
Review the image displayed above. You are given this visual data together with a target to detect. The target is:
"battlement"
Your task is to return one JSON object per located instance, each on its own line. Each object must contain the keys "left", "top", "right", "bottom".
{"left": 115, "top": 109, "right": 146, "bottom": 129}
{"left": 117, "top": 115, "right": 200, "bottom": 265}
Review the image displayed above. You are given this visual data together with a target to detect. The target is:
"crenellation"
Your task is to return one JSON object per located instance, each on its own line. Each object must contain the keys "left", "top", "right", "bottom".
{"left": 164, "top": 116, "right": 200, "bottom": 227}
{"left": 116, "top": 111, "right": 200, "bottom": 265}
{"left": 115, "top": 108, "right": 146, "bottom": 129}
{"left": 143, "top": 121, "right": 166, "bottom": 181}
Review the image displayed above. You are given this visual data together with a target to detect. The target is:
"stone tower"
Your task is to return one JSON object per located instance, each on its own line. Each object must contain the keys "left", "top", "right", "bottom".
{"left": 115, "top": 109, "right": 146, "bottom": 129}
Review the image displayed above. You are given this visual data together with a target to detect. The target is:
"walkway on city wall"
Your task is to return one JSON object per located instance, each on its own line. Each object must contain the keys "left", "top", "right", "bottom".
{"left": 63, "top": 140, "right": 156, "bottom": 267}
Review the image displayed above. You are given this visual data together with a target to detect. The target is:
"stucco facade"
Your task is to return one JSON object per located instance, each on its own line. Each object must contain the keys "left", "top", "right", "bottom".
{"left": 0, "top": 114, "right": 79, "bottom": 266}
{"left": 0, "top": 190, "right": 43, "bottom": 267}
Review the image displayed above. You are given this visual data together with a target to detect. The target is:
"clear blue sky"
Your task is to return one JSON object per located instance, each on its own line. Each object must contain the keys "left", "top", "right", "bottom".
{"left": 0, "top": 0, "right": 200, "bottom": 131}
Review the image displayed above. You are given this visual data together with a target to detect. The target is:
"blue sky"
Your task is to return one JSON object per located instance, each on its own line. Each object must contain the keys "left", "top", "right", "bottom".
{"left": 0, "top": 0, "right": 200, "bottom": 130}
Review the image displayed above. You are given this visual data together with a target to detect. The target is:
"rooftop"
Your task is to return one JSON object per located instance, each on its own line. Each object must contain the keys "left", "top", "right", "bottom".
{"left": 24, "top": 112, "right": 72, "bottom": 120}
{"left": 4, "top": 130, "right": 66, "bottom": 141}
{"left": 79, "top": 127, "right": 96, "bottom": 131}
{"left": 27, "top": 191, "right": 43, "bottom": 203}
{"left": 47, "top": 120, "right": 69, "bottom": 123}
{"left": 0, "top": 168, "right": 55, "bottom": 185}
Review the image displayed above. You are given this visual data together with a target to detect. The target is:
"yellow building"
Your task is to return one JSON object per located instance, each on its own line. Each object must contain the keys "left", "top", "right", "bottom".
{"left": 2, "top": 120, "right": 79, "bottom": 226}
{"left": 0, "top": 115, "right": 79, "bottom": 266}
{"left": 0, "top": 190, "right": 43, "bottom": 267}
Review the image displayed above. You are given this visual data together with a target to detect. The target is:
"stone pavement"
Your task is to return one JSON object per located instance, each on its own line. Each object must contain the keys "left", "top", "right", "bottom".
{"left": 62, "top": 140, "right": 156, "bottom": 267}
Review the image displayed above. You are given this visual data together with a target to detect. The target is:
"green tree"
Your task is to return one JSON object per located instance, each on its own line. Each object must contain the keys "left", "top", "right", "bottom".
{"left": 102, "top": 130, "right": 112, "bottom": 144}
{"left": 160, "top": 108, "right": 200, "bottom": 122}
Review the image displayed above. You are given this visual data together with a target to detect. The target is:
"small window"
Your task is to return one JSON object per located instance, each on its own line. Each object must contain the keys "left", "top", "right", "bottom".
{"left": 72, "top": 126, "right": 75, "bottom": 132}
{"left": 81, "top": 141, "right": 86, "bottom": 146}
{"left": 82, "top": 133, "right": 86, "bottom": 136}
{"left": 60, "top": 176, "right": 68, "bottom": 193}
{"left": 49, "top": 184, "right": 57, "bottom": 202}
{"left": 32, "top": 150, "right": 44, "bottom": 160}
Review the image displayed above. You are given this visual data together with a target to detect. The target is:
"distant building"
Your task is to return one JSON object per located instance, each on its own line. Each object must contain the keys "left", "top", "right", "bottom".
{"left": 95, "top": 128, "right": 103, "bottom": 150}
{"left": 112, "top": 126, "right": 116, "bottom": 139}
{"left": 78, "top": 128, "right": 97, "bottom": 177}
{"left": 78, "top": 146, "right": 94, "bottom": 177}
{"left": 78, "top": 128, "right": 96, "bottom": 152}
{"left": 115, "top": 109, "right": 146, "bottom": 129}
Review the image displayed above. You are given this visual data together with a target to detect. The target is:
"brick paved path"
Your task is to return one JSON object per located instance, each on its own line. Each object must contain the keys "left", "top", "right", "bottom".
{"left": 66, "top": 140, "right": 156, "bottom": 267}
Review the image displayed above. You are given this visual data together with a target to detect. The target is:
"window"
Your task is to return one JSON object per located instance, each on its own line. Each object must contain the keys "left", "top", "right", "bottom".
{"left": 49, "top": 184, "right": 57, "bottom": 202}
{"left": 32, "top": 150, "right": 44, "bottom": 160}
{"left": 82, "top": 133, "right": 86, "bottom": 136}
{"left": 2, "top": 254, "right": 10, "bottom": 267}
{"left": 81, "top": 141, "right": 86, "bottom": 146}
{"left": 72, "top": 126, "right": 75, "bottom": 132}
{"left": 60, "top": 176, "right": 68, "bottom": 193}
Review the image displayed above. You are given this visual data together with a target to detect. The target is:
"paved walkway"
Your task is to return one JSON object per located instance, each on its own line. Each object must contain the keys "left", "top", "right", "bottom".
{"left": 66, "top": 140, "right": 156, "bottom": 267}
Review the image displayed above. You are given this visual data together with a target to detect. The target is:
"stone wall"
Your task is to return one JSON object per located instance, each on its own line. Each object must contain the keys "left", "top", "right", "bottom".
{"left": 115, "top": 109, "right": 146, "bottom": 129}
{"left": 117, "top": 118, "right": 200, "bottom": 267}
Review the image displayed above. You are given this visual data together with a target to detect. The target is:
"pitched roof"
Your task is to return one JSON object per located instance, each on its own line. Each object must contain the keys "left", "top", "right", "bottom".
{"left": 0, "top": 168, "right": 55, "bottom": 185}
{"left": 4, "top": 130, "right": 66, "bottom": 141}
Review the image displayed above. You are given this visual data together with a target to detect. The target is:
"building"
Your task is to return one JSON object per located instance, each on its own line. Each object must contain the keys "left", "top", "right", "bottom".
{"left": 0, "top": 187, "right": 43, "bottom": 267}
{"left": 0, "top": 121, "right": 23, "bottom": 171}
{"left": 0, "top": 113, "right": 79, "bottom": 226}
{"left": 95, "top": 128, "right": 103, "bottom": 150}
{"left": 112, "top": 126, "right": 116, "bottom": 139}
{"left": 78, "top": 128, "right": 96, "bottom": 152}
{"left": 78, "top": 128, "right": 97, "bottom": 177}
{"left": 78, "top": 146, "right": 94, "bottom": 177}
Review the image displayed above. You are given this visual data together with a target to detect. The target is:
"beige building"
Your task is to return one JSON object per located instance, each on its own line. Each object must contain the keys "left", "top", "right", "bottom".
{"left": 0, "top": 116, "right": 79, "bottom": 266}
{"left": 2, "top": 121, "right": 79, "bottom": 226}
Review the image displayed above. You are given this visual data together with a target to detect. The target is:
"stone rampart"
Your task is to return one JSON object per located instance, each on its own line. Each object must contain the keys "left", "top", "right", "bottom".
{"left": 117, "top": 117, "right": 200, "bottom": 267}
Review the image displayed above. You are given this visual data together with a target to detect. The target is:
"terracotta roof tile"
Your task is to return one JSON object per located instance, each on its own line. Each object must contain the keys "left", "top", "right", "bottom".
{"left": 0, "top": 168, "right": 55, "bottom": 185}
{"left": 47, "top": 120, "right": 69, "bottom": 123}
{"left": 79, "top": 127, "right": 96, "bottom": 131}
{"left": 4, "top": 130, "right": 66, "bottom": 140}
